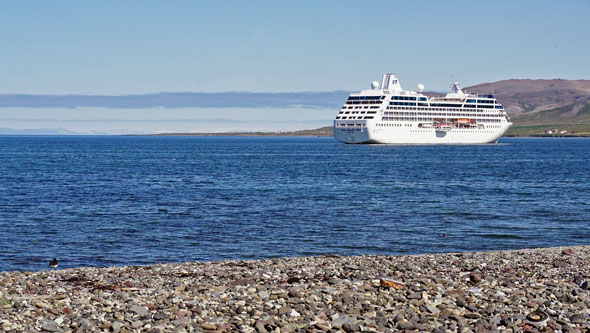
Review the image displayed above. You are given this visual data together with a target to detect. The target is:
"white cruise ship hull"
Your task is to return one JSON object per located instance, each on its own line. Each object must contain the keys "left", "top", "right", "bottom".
{"left": 334, "top": 121, "right": 512, "bottom": 144}
{"left": 334, "top": 73, "right": 514, "bottom": 145}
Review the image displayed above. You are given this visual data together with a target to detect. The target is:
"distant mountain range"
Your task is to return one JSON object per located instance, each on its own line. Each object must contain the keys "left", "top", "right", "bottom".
{"left": 0, "top": 127, "right": 80, "bottom": 135}
{"left": 0, "top": 91, "right": 349, "bottom": 109}
{"left": 2, "top": 80, "right": 588, "bottom": 122}
{"left": 1, "top": 79, "right": 589, "bottom": 136}
{"left": 0, "top": 128, "right": 135, "bottom": 135}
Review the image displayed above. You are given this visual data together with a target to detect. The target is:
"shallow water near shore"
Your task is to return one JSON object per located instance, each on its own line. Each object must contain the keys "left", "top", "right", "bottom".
{"left": 0, "top": 136, "right": 589, "bottom": 271}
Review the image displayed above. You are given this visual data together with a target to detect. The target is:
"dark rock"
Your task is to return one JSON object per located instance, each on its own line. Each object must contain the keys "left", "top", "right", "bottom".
{"left": 469, "top": 272, "right": 482, "bottom": 283}
{"left": 564, "top": 294, "right": 577, "bottom": 303}
{"left": 255, "top": 320, "right": 268, "bottom": 333}
{"left": 342, "top": 322, "right": 360, "bottom": 332}
{"left": 456, "top": 298, "right": 467, "bottom": 308}
{"left": 562, "top": 248, "right": 574, "bottom": 255}
{"left": 433, "top": 326, "right": 446, "bottom": 333}
{"left": 153, "top": 312, "right": 167, "bottom": 321}
{"left": 287, "top": 287, "right": 303, "bottom": 298}
{"left": 408, "top": 292, "right": 422, "bottom": 299}
{"left": 489, "top": 317, "right": 501, "bottom": 325}
{"left": 397, "top": 321, "right": 418, "bottom": 330}
{"left": 278, "top": 306, "right": 290, "bottom": 315}
{"left": 286, "top": 276, "right": 301, "bottom": 283}
{"left": 483, "top": 305, "right": 495, "bottom": 315}
{"left": 569, "top": 313, "right": 586, "bottom": 323}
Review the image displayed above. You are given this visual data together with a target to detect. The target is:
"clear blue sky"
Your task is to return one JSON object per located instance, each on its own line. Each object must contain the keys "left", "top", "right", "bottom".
{"left": 1, "top": 0, "right": 589, "bottom": 94}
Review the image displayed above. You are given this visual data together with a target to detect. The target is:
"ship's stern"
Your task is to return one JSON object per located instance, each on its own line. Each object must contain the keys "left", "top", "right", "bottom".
{"left": 333, "top": 120, "right": 374, "bottom": 144}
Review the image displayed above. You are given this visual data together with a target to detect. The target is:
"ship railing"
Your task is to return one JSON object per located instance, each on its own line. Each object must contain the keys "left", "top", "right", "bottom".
{"left": 429, "top": 97, "right": 465, "bottom": 102}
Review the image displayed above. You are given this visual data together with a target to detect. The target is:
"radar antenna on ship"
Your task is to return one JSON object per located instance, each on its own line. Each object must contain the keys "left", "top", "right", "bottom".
{"left": 450, "top": 75, "right": 463, "bottom": 95}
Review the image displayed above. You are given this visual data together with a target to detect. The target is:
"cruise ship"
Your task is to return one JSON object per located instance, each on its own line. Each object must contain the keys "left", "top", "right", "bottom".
{"left": 333, "top": 74, "right": 512, "bottom": 144}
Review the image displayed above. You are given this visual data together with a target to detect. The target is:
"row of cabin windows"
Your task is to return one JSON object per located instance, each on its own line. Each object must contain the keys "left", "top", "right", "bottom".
{"left": 350, "top": 95, "right": 498, "bottom": 104}
{"left": 380, "top": 117, "right": 503, "bottom": 123}
{"left": 347, "top": 96, "right": 384, "bottom": 100}
{"left": 345, "top": 100, "right": 383, "bottom": 105}
{"left": 387, "top": 106, "right": 505, "bottom": 112}
{"left": 377, "top": 123, "right": 501, "bottom": 128}
{"left": 430, "top": 103, "right": 463, "bottom": 108}
{"left": 342, "top": 105, "right": 380, "bottom": 110}
{"left": 391, "top": 96, "right": 496, "bottom": 104}
{"left": 336, "top": 116, "right": 374, "bottom": 120}
{"left": 391, "top": 96, "right": 427, "bottom": 101}
{"left": 466, "top": 99, "right": 495, "bottom": 104}
{"left": 339, "top": 110, "right": 378, "bottom": 115}
{"left": 464, "top": 104, "right": 503, "bottom": 109}
{"left": 390, "top": 102, "right": 502, "bottom": 109}
{"left": 392, "top": 96, "right": 416, "bottom": 101}
{"left": 384, "top": 111, "right": 503, "bottom": 118}
{"left": 334, "top": 123, "right": 365, "bottom": 127}
{"left": 377, "top": 123, "right": 402, "bottom": 127}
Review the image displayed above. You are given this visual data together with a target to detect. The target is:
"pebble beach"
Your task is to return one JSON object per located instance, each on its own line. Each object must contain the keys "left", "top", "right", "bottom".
{"left": 1, "top": 246, "right": 589, "bottom": 332}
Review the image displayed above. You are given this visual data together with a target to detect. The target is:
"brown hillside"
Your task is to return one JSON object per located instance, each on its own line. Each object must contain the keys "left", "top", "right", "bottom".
{"left": 463, "top": 79, "right": 590, "bottom": 126}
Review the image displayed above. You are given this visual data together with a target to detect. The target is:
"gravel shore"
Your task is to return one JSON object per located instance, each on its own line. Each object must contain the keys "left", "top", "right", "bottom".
{"left": 1, "top": 246, "right": 589, "bottom": 332}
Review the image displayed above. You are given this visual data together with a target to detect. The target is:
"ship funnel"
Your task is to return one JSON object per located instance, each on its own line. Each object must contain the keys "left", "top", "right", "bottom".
{"left": 381, "top": 73, "right": 402, "bottom": 92}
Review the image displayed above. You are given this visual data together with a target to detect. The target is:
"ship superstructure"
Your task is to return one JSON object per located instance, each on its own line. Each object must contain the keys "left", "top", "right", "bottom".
{"left": 333, "top": 74, "right": 512, "bottom": 144}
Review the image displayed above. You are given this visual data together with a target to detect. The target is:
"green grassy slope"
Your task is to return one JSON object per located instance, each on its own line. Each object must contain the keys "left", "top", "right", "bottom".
{"left": 505, "top": 104, "right": 590, "bottom": 136}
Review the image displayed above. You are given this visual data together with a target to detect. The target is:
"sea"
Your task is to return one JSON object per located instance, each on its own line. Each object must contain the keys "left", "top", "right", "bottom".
{"left": 0, "top": 136, "right": 589, "bottom": 272}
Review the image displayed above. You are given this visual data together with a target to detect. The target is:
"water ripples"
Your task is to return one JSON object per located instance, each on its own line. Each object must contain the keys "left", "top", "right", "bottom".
{"left": 0, "top": 136, "right": 589, "bottom": 271}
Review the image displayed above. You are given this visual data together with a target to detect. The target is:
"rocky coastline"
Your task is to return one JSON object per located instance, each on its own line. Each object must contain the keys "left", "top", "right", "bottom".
{"left": 1, "top": 246, "right": 589, "bottom": 332}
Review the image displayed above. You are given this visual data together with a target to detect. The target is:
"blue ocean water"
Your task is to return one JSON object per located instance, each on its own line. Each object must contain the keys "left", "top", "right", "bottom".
{"left": 0, "top": 136, "right": 589, "bottom": 272}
